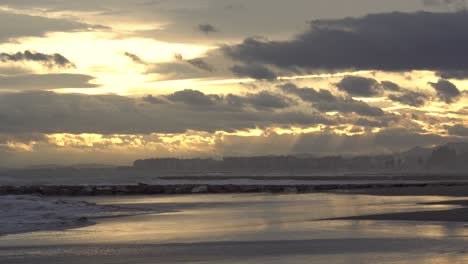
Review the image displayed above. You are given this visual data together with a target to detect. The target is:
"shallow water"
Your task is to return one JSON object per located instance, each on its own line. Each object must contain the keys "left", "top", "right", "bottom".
{"left": 1, "top": 193, "right": 468, "bottom": 263}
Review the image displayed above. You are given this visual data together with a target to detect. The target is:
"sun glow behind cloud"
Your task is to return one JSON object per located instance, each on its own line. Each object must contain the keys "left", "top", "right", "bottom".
{"left": 0, "top": 2, "right": 467, "bottom": 167}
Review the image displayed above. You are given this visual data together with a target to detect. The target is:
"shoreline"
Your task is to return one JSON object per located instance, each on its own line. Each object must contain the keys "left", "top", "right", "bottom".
{"left": 0, "top": 195, "right": 155, "bottom": 237}
{"left": 3, "top": 184, "right": 468, "bottom": 237}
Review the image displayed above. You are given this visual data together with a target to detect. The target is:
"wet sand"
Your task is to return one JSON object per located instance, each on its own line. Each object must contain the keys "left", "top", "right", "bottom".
{"left": 2, "top": 193, "right": 468, "bottom": 264}
{"left": 328, "top": 207, "right": 468, "bottom": 222}
{"left": 334, "top": 185, "right": 468, "bottom": 197}
{"left": 329, "top": 186, "right": 468, "bottom": 223}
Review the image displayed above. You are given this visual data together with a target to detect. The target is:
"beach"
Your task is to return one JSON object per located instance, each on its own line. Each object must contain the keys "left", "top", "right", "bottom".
{"left": 1, "top": 188, "right": 468, "bottom": 264}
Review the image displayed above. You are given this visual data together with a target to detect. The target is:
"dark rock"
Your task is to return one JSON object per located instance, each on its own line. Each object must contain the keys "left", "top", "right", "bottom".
{"left": 283, "top": 186, "right": 298, "bottom": 193}
{"left": 239, "top": 185, "right": 259, "bottom": 192}
{"left": 163, "top": 185, "right": 177, "bottom": 194}
{"left": 207, "top": 185, "right": 226, "bottom": 193}
{"left": 39, "top": 186, "right": 59, "bottom": 196}
{"left": 224, "top": 185, "right": 241, "bottom": 193}
{"left": 191, "top": 185, "right": 208, "bottom": 193}
{"left": 77, "top": 217, "right": 88, "bottom": 222}
{"left": 76, "top": 186, "right": 95, "bottom": 196}
{"left": 146, "top": 185, "right": 165, "bottom": 194}
{"left": 95, "top": 186, "right": 114, "bottom": 195}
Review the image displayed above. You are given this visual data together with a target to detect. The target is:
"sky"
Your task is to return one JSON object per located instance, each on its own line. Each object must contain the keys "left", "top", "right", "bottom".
{"left": 0, "top": 0, "right": 467, "bottom": 167}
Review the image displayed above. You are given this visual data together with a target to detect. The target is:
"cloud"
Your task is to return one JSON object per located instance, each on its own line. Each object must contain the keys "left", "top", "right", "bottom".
{"left": 447, "top": 124, "right": 468, "bottom": 136}
{"left": 147, "top": 61, "right": 212, "bottom": 80}
{"left": 163, "top": 89, "right": 294, "bottom": 110}
{"left": 381, "top": 81, "right": 401, "bottom": 91}
{"left": 223, "top": 12, "right": 468, "bottom": 73}
{"left": 147, "top": 53, "right": 217, "bottom": 80}
{"left": 236, "top": 91, "right": 295, "bottom": 110}
{"left": 428, "top": 79, "right": 461, "bottom": 103}
{"left": 0, "top": 11, "right": 105, "bottom": 43}
{"left": 0, "top": 74, "right": 99, "bottom": 90}
{"left": 422, "top": 0, "right": 468, "bottom": 11}
{"left": 124, "top": 52, "right": 146, "bottom": 65}
{"left": 2, "top": 127, "right": 461, "bottom": 167}
{"left": 388, "top": 90, "right": 429, "bottom": 107}
{"left": 372, "top": 128, "right": 460, "bottom": 151}
{"left": 336, "top": 76, "right": 383, "bottom": 97}
{"left": 436, "top": 69, "right": 468, "bottom": 79}
{"left": 0, "top": 0, "right": 428, "bottom": 46}
{"left": 355, "top": 118, "right": 387, "bottom": 127}
{"left": 166, "top": 89, "right": 220, "bottom": 106}
{"left": 280, "top": 83, "right": 385, "bottom": 116}
{"left": 198, "top": 24, "right": 218, "bottom": 33}
{"left": 142, "top": 94, "right": 166, "bottom": 104}
{"left": 0, "top": 90, "right": 333, "bottom": 134}
{"left": 212, "top": 128, "right": 458, "bottom": 157}
{"left": 0, "top": 50, "right": 75, "bottom": 68}
{"left": 289, "top": 129, "right": 456, "bottom": 155}
{"left": 173, "top": 54, "right": 214, "bottom": 72}
{"left": 231, "top": 64, "right": 277, "bottom": 80}
{"left": 186, "top": 58, "right": 215, "bottom": 72}
{"left": 0, "top": 133, "right": 47, "bottom": 145}
{"left": 0, "top": 65, "right": 33, "bottom": 75}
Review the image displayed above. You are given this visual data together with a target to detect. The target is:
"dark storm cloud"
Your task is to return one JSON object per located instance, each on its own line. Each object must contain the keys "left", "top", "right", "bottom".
{"left": 0, "top": 11, "right": 105, "bottom": 43}
{"left": 280, "top": 83, "right": 385, "bottom": 116}
{"left": 0, "top": 91, "right": 331, "bottom": 134}
{"left": 124, "top": 52, "right": 146, "bottom": 65}
{"left": 388, "top": 90, "right": 429, "bottom": 107}
{"left": 436, "top": 69, "right": 468, "bottom": 79}
{"left": 447, "top": 124, "right": 468, "bottom": 136}
{"left": 428, "top": 79, "right": 461, "bottom": 103}
{"left": 0, "top": 50, "right": 75, "bottom": 68}
{"left": 231, "top": 64, "right": 277, "bottom": 80}
{"left": 0, "top": 0, "right": 426, "bottom": 46}
{"left": 336, "top": 76, "right": 383, "bottom": 97}
{"left": 0, "top": 74, "right": 98, "bottom": 90}
{"left": 223, "top": 12, "right": 468, "bottom": 73}
{"left": 198, "top": 24, "right": 218, "bottom": 33}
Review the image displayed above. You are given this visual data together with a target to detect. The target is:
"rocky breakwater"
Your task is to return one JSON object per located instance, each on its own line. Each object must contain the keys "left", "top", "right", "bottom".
{"left": 0, "top": 182, "right": 461, "bottom": 196}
